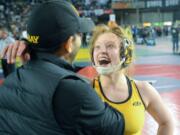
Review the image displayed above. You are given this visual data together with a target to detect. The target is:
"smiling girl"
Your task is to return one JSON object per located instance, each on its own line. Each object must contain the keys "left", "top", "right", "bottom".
{"left": 90, "top": 24, "right": 174, "bottom": 135}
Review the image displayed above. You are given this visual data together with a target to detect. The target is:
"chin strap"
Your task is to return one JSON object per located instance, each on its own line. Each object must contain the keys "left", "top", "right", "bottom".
{"left": 93, "top": 58, "right": 126, "bottom": 75}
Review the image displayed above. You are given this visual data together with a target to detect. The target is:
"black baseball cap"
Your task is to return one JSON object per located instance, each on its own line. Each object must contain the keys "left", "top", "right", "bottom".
{"left": 27, "top": 0, "right": 95, "bottom": 52}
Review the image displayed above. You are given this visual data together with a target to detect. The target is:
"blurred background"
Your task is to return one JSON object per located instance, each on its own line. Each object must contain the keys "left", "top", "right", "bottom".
{"left": 0, "top": 0, "right": 180, "bottom": 135}
{"left": 0, "top": 0, "right": 180, "bottom": 40}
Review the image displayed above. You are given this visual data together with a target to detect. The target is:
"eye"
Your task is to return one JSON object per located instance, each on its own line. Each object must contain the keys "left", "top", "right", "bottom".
{"left": 94, "top": 45, "right": 100, "bottom": 50}
{"left": 106, "top": 44, "right": 115, "bottom": 49}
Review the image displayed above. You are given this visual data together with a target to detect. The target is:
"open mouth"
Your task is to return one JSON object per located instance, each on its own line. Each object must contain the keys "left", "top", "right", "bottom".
{"left": 98, "top": 59, "right": 111, "bottom": 66}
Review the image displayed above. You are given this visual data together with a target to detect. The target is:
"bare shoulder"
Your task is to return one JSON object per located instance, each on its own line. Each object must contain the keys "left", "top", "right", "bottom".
{"left": 134, "top": 80, "right": 161, "bottom": 107}
{"left": 134, "top": 80, "right": 150, "bottom": 89}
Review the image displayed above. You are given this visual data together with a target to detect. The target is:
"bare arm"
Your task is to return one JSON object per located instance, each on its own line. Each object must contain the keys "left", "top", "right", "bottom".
{"left": 136, "top": 81, "right": 174, "bottom": 135}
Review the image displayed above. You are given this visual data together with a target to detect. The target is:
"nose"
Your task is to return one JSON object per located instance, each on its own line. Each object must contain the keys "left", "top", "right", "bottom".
{"left": 100, "top": 45, "right": 108, "bottom": 53}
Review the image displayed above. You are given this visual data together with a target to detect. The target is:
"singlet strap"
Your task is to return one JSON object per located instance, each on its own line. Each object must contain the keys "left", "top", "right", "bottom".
{"left": 131, "top": 80, "right": 147, "bottom": 110}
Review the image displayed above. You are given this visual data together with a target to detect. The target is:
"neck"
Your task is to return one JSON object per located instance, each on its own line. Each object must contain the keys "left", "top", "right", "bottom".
{"left": 100, "top": 70, "right": 126, "bottom": 89}
{"left": 55, "top": 48, "right": 73, "bottom": 64}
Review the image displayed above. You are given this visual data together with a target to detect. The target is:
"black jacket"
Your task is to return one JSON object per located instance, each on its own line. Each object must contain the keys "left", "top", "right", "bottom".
{"left": 0, "top": 53, "right": 124, "bottom": 135}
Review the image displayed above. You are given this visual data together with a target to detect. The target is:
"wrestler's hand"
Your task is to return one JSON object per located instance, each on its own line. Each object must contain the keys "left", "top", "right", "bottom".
{"left": 1, "top": 40, "right": 30, "bottom": 64}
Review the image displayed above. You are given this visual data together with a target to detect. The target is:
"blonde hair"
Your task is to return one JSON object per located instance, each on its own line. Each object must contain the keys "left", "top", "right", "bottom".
{"left": 89, "top": 24, "right": 134, "bottom": 69}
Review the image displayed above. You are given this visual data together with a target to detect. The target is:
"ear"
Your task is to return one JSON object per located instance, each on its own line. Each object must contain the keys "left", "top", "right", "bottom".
{"left": 64, "top": 36, "right": 74, "bottom": 53}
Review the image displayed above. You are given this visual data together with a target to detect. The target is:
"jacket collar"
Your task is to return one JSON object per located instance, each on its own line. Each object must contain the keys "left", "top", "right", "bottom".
{"left": 34, "top": 52, "right": 75, "bottom": 72}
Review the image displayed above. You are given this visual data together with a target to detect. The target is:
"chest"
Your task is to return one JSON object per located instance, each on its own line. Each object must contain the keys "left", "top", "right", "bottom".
{"left": 94, "top": 79, "right": 145, "bottom": 135}
{"left": 104, "top": 92, "right": 145, "bottom": 135}
{"left": 103, "top": 87, "right": 129, "bottom": 102}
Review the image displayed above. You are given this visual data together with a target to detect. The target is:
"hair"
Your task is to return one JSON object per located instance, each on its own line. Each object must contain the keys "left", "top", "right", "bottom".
{"left": 89, "top": 24, "right": 134, "bottom": 69}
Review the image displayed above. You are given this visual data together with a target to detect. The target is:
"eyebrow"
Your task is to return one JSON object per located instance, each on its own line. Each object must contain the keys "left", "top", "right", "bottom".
{"left": 105, "top": 41, "right": 116, "bottom": 44}
{"left": 95, "top": 40, "right": 116, "bottom": 45}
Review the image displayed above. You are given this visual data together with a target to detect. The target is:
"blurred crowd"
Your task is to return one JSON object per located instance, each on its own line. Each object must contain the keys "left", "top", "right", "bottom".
{"left": 131, "top": 25, "right": 179, "bottom": 49}
{"left": 0, "top": 0, "right": 112, "bottom": 40}
{"left": 72, "top": 0, "right": 111, "bottom": 17}
{"left": 0, "top": 0, "right": 179, "bottom": 48}
{"left": 0, "top": 1, "right": 32, "bottom": 39}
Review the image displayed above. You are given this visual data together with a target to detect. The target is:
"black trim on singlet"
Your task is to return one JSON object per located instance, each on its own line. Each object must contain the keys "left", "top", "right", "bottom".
{"left": 98, "top": 76, "right": 132, "bottom": 104}
{"left": 133, "top": 81, "right": 147, "bottom": 110}
{"left": 92, "top": 79, "right": 95, "bottom": 88}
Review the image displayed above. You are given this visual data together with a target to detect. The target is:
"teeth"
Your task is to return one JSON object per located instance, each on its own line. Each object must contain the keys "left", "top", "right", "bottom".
{"left": 99, "top": 56, "right": 109, "bottom": 60}
{"left": 99, "top": 58, "right": 108, "bottom": 61}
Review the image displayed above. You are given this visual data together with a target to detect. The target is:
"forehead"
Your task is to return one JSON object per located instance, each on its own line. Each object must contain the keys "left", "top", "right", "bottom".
{"left": 95, "top": 32, "right": 121, "bottom": 45}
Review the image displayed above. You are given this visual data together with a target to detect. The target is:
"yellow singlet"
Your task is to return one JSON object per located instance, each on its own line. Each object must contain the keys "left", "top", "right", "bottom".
{"left": 93, "top": 76, "right": 146, "bottom": 135}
